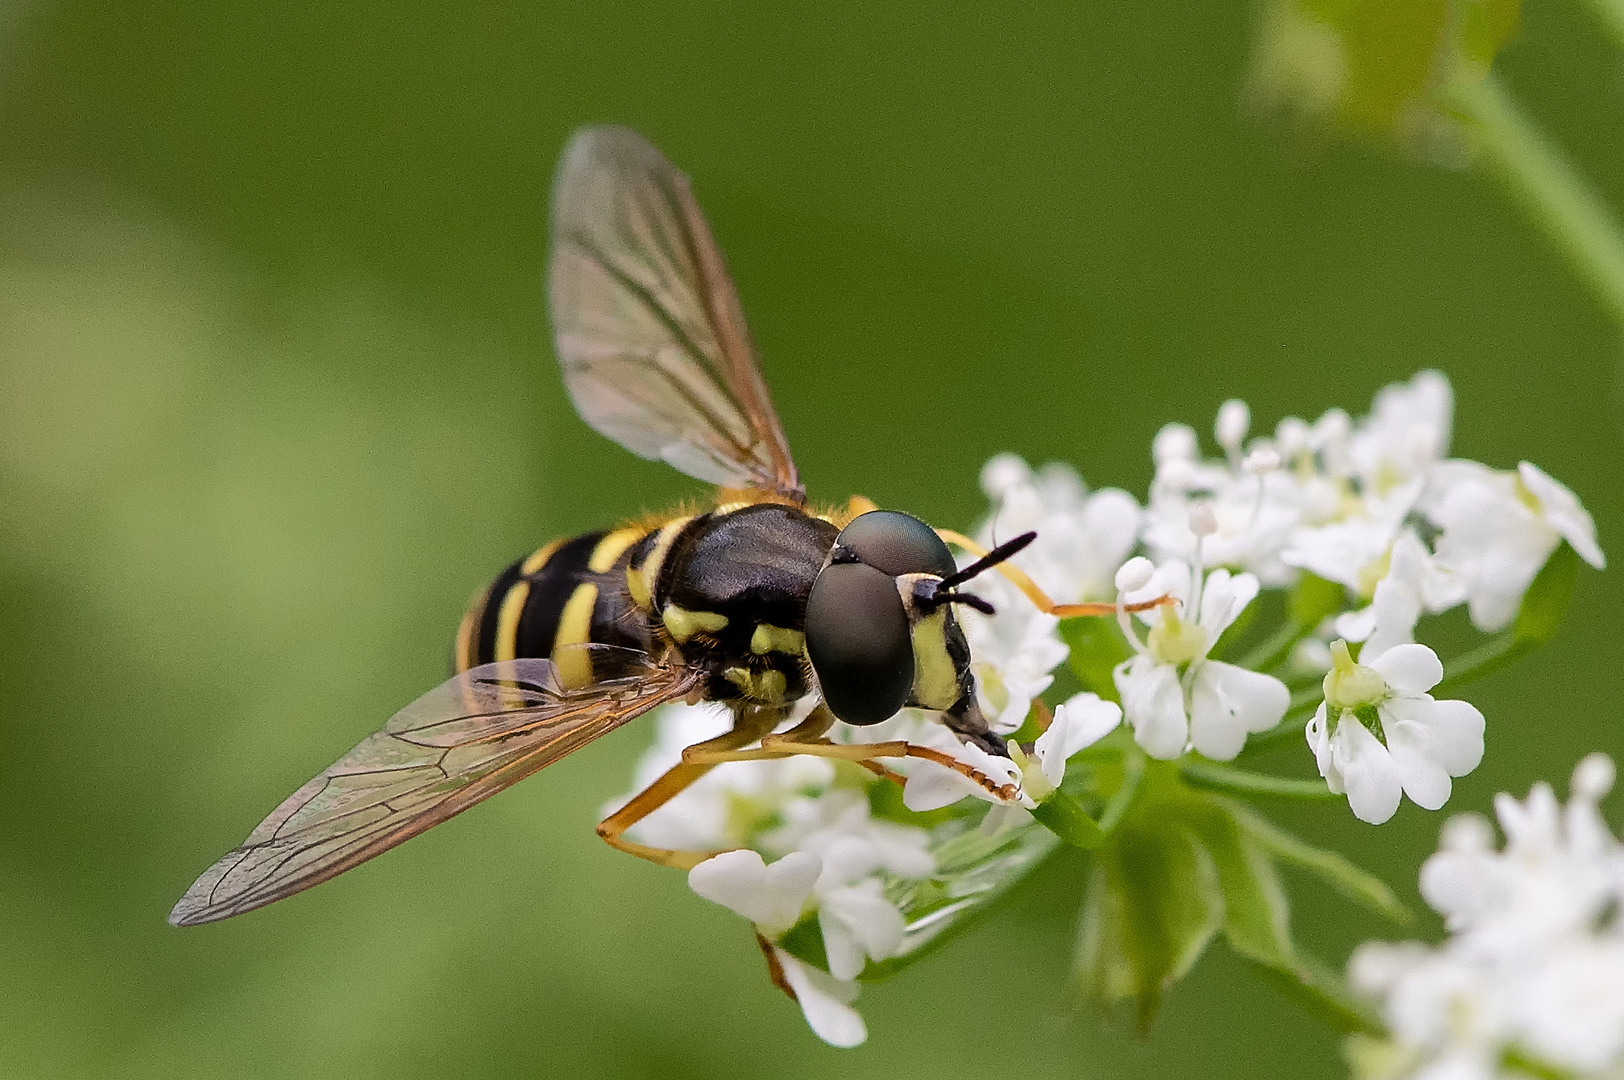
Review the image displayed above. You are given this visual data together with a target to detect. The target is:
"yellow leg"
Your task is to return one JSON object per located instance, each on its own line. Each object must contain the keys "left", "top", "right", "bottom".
{"left": 596, "top": 705, "right": 783, "bottom": 869}
{"left": 688, "top": 706, "right": 1020, "bottom": 802}
{"left": 936, "top": 528, "right": 1169, "bottom": 618}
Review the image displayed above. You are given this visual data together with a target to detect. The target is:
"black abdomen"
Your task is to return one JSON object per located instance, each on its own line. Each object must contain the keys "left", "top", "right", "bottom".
{"left": 456, "top": 525, "right": 657, "bottom": 684}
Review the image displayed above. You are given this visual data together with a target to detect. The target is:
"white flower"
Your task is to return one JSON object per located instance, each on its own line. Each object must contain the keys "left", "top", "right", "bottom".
{"left": 688, "top": 849, "right": 820, "bottom": 935}
{"left": 1350, "top": 755, "right": 1624, "bottom": 1080}
{"left": 957, "top": 570, "right": 1067, "bottom": 735}
{"left": 1281, "top": 477, "right": 1421, "bottom": 597}
{"left": 1113, "top": 562, "right": 1290, "bottom": 760}
{"left": 609, "top": 702, "right": 835, "bottom": 851}
{"left": 1033, "top": 692, "right": 1122, "bottom": 787}
{"left": 761, "top": 787, "right": 935, "bottom": 887}
{"left": 1306, "top": 642, "right": 1484, "bottom": 824}
{"left": 1347, "top": 369, "right": 1453, "bottom": 494}
{"left": 817, "top": 878, "right": 907, "bottom": 980}
{"left": 976, "top": 454, "right": 1142, "bottom": 603}
{"left": 1429, "top": 460, "right": 1605, "bottom": 632}
{"left": 773, "top": 948, "right": 867, "bottom": 1048}
{"left": 1334, "top": 528, "right": 1462, "bottom": 662}
{"left": 901, "top": 728, "right": 1027, "bottom": 812}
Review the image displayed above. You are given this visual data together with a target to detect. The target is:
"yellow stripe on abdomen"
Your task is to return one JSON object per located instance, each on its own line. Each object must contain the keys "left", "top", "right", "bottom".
{"left": 588, "top": 527, "right": 645, "bottom": 573}
{"left": 551, "top": 582, "right": 600, "bottom": 689}
{"left": 494, "top": 580, "right": 532, "bottom": 662}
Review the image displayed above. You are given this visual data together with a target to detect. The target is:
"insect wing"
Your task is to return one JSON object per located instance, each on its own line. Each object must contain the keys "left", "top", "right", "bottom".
{"left": 169, "top": 655, "right": 700, "bottom": 926}
{"left": 549, "top": 125, "right": 802, "bottom": 501}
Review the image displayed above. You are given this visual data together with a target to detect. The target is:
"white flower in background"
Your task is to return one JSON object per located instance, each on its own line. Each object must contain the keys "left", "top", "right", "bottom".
{"left": 1430, "top": 460, "right": 1606, "bottom": 632}
{"left": 608, "top": 702, "right": 834, "bottom": 852}
{"left": 977, "top": 453, "right": 1142, "bottom": 603}
{"left": 1349, "top": 755, "right": 1624, "bottom": 1080}
{"left": 1281, "top": 477, "right": 1421, "bottom": 597}
{"left": 1334, "top": 529, "right": 1462, "bottom": 661}
{"left": 957, "top": 570, "right": 1067, "bottom": 735}
{"left": 1143, "top": 411, "right": 1303, "bottom": 587}
{"left": 1113, "top": 542, "right": 1291, "bottom": 760}
{"left": 1346, "top": 368, "right": 1453, "bottom": 493}
{"left": 1305, "top": 641, "right": 1484, "bottom": 824}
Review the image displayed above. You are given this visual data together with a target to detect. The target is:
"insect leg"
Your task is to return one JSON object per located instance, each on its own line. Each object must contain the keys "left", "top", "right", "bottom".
{"left": 935, "top": 528, "right": 1170, "bottom": 618}
{"left": 595, "top": 705, "right": 784, "bottom": 869}
{"left": 689, "top": 707, "right": 1015, "bottom": 800}
{"left": 685, "top": 705, "right": 907, "bottom": 785}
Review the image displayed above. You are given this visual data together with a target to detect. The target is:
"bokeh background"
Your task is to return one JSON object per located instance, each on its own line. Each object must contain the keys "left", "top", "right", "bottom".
{"left": 1, "top": 2, "right": 1619, "bottom": 1078}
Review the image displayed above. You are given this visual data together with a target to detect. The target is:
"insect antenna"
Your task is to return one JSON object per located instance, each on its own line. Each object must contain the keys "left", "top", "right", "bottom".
{"left": 920, "top": 530, "right": 1037, "bottom": 616}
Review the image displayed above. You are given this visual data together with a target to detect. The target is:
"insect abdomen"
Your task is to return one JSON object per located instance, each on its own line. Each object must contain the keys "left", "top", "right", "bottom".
{"left": 456, "top": 525, "right": 662, "bottom": 684}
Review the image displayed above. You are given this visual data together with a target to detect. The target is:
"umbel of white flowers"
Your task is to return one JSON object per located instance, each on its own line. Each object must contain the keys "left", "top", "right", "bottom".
{"left": 602, "top": 370, "right": 1603, "bottom": 1046}
{"left": 1349, "top": 754, "right": 1624, "bottom": 1080}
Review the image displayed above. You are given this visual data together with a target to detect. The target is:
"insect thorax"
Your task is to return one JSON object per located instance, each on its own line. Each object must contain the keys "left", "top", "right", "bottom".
{"left": 654, "top": 504, "right": 838, "bottom": 706}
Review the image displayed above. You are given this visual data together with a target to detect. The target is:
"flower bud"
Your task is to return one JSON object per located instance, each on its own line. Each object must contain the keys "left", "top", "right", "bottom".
{"left": 1572, "top": 753, "right": 1616, "bottom": 801}
{"left": 1152, "top": 423, "right": 1199, "bottom": 465}
{"left": 1114, "top": 556, "right": 1155, "bottom": 593}
{"left": 1215, "top": 399, "right": 1250, "bottom": 451}
{"left": 1188, "top": 502, "right": 1218, "bottom": 538}
{"left": 1243, "top": 446, "right": 1281, "bottom": 475}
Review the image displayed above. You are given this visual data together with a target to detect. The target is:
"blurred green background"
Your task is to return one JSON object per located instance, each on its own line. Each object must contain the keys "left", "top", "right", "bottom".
{"left": 1, "top": 2, "right": 1619, "bottom": 1077}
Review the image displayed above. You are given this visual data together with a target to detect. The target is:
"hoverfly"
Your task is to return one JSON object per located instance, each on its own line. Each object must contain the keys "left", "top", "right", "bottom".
{"left": 169, "top": 126, "right": 1145, "bottom": 929}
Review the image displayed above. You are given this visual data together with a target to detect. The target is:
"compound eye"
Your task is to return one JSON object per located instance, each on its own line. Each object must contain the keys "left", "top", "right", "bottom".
{"left": 805, "top": 562, "right": 913, "bottom": 726}
{"left": 835, "top": 510, "right": 955, "bottom": 578}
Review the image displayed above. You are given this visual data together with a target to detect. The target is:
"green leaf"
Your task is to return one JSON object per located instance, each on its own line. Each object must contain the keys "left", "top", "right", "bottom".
{"left": 1074, "top": 820, "right": 1222, "bottom": 1028}
{"left": 1290, "top": 571, "right": 1346, "bottom": 629}
{"left": 1438, "top": 541, "right": 1581, "bottom": 695}
{"left": 1179, "top": 759, "right": 1344, "bottom": 802}
{"left": 1177, "top": 799, "right": 1293, "bottom": 968}
{"left": 1243, "top": 948, "right": 1386, "bottom": 1035}
{"left": 1514, "top": 540, "right": 1579, "bottom": 647}
{"left": 777, "top": 911, "right": 830, "bottom": 971}
{"left": 1230, "top": 803, "right": 1413, "bottom": 925}
{"left": 1060, "top": 615, "right": 1131, "bottom": 702}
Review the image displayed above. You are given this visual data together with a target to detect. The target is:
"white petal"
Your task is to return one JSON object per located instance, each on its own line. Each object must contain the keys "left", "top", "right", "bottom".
{"left": 774, "top": 949, "right": 866, "bottom": 1048}
{"left": 1335, "top": 606, "right": 1377, "bottom": 644}
{"left": 818, "top": 882, "right": 906, "bottom": 980}
{"left": 1332, "top": 719, "right": 1403, "bottom": 824}
{"left": 1114, "top": 657, "right": 1188, "bottom": 759}
{"left": 1198, "top": 569, "right": 1259, "bottom": 638}
{"left": 1188, "top": 661, "right": 1290, "bottom": 761}
{"left": 1384, "top": 695, "right": 1484, "bottom": 778}
{"left": 1036, "top": 693, "right": 1122, "bottom": 785}
{"left": 1368, "top": 642, "right": 1443, "bottom": 695}
{"left": 1305, "top": 703, "right": 1342, "bottom": 793}
{"left": 688, "top": 849, "right": 821, "bottom": 935}
{"left": 1519, "top": 460, "right": 1606, "bottom": 568}
{"left": 1383, "top": 720, "right": 1452, "bottom": 811}
{"left": 902, "top": 763, "right": 983, "bottom": 812}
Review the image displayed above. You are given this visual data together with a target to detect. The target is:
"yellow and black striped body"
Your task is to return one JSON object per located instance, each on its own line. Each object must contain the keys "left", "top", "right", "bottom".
{"left": 457, "top": 502, "right": 841, "bottom": 708}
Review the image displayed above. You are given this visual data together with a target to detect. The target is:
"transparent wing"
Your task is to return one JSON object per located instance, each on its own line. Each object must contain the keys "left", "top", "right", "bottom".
{"left": 549, "top": 125, "right": 802, "bottom": 501}
{"left": 169, "top": 654, "right": 701, "bottom": 926}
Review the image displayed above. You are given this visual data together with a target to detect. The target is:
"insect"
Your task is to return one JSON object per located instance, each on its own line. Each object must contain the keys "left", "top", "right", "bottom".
{"left": 169, "top": 126, "right": 1149, "bottom": 928}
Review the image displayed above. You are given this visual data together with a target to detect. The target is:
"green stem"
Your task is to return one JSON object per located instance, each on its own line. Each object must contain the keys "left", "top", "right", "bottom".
{"left": 1179, "top": 759, "right": 1342, "bottom": 801}
{"left": 1435, "top": 630, "right": 1528, "bottom": 696}
{"left": 1450, "top": 73, "right": 1624, "bottom": 329}
{"left": 1236, "top": 618, "right": 1308, "bottom": 673}
{"left": 1576, "top": 0, "right": 1624, "bottom": 52}
{"left": 1098, "top": 749, "right": 1146, "bottom": 834}
{"left": 1031, "top": 792, "right": 1106, "bottom": 849}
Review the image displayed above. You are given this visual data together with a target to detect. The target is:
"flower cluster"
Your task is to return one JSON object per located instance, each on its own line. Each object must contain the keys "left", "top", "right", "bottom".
{"left": 606, "top": 370, "right": 1602, "bottom": 1045}
{"left": 1349, "top": 755, "right": 1624, "bottom": 1080}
